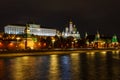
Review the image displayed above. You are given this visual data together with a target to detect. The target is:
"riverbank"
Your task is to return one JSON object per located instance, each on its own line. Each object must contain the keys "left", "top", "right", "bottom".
{"left": 0, "top": 48, "right": 120, "bottom": 53}
{"left": 0, "top": 48, "right": 120, "bottom": 57}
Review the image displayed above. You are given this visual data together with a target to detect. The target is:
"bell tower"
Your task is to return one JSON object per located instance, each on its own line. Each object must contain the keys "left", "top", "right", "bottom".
{"left": 69, "top": 20, "right": 73, "bottom": 33}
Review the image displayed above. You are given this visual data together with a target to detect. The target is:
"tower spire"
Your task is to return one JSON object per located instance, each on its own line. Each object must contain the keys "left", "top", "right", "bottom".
{"left": 69, "top": 19, "right": 73, "bottom": 33}
{"left": 24, "top": 24, "right": 31, "bottom": 38}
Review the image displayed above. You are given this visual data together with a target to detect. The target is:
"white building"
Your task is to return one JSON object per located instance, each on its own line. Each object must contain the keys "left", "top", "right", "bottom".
{"left": 4, "top": 24, "right": 57, "bottom": 36}
{"left": 62, "top": 21, "right": 80, "bottom": 39}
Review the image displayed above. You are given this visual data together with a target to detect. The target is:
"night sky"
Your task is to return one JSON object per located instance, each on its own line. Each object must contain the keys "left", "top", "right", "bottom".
{"left": 0, "top": 0, "right": 120, "bottom": 36}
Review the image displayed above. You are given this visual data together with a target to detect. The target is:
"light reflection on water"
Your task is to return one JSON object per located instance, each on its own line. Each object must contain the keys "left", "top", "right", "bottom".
{"left": 70, "top": 53, "right": 80, "bottom": 80}
{"left": 60, "top": 55, "right": 71, "bottom": 80}
{"left": 9, "top": 56, "right": 37, "bottom": 80}
{"left": 49, "top": 55, "right": 60, "bottom": 80}
{"left": 0, "top": 51, "right": 120, "bottom": 80}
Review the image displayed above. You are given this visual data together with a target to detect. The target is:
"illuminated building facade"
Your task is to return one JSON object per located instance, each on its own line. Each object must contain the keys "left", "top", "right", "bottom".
{"left": 112, "top": 34, "right": 118, "bottom": 44}
{"left": 4, "top": 24, "right": 57, "bottom": 36}
{"left": 62, "top": 21, "right": 80, "bottom": 39}
{"left": 111, "top": 34, "right": 119, "bottom": 47}
{"left": 89, "top": 31, "right": 105, "bottom": 48}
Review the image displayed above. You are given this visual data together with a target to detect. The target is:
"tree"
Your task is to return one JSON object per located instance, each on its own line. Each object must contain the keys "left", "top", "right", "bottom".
{"left": 45, "top": 36, "right": 52, "bottom": 48}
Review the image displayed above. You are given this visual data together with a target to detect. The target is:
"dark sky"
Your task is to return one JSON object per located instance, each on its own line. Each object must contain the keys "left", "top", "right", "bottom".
{"left": 0, "top": 0, "right": 120, "bottom": 36}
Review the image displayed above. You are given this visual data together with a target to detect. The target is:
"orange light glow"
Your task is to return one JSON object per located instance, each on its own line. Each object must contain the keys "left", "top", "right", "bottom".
{"left": 0, "top": 42, "right": 3, "bottom": 47}
{"left": 43, "top": 43, "right": 46, "bottom": 47}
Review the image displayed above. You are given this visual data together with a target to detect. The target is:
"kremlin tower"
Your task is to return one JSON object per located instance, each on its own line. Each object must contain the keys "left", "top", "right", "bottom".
{"left": 24, "top": 24, "right": 34, "bottom": 50}
{"left": 69, "top": 20, "right": 73, "bottom": 33}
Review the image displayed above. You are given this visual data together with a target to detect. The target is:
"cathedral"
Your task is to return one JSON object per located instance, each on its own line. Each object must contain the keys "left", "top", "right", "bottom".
{"left": 62, "top": 21, "right": 80, "bottom": 39}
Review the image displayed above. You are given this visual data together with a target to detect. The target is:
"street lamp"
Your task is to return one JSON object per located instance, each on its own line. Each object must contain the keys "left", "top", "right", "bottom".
{"left": 52, "top": 39, "right": 55, "bottom": 48}
{"left": 73, "top": 38, "right": 77, "bottom": 48}
{"left": 16, "top": 37, "right": 20, "bottom": 49}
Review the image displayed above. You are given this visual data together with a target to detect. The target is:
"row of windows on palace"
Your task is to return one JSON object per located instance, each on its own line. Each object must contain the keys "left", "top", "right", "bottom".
{"left": 4, "top": 24, "right": 58, "bottom": 36}
{"left": 4, "top": 21, "right": 81, "bottom": 38}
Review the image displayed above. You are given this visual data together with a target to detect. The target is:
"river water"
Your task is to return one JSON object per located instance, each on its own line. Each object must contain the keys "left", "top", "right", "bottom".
{"left": 0, "top": 51, "right": 120, "bottom": 80}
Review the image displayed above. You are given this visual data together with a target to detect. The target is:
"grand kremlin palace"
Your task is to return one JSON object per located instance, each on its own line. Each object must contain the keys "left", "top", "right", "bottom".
{"left": 4, "top": 24, "right": 57, "bottom": 36}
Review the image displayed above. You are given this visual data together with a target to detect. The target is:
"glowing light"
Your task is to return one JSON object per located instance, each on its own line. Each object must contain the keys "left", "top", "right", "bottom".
{"left": 90, "top": 51, "right": 95, "bottom": 55}
{"left": 52, "top": 38, "right": 55, "bottom": 48}
{"left": 16, "top": 37, "right": 20, "bottom": 40}
{"left": 38, "top": 42, "right": 41, "bottom": 46}
{"left": 86, "top": 51, "right": 95, "bottom": 55}
{"left": 116, "top": 50, "right": 119, "bottom": 54}
{"left": 22, "top": 56, "right": 29, "bottom": 60}
{"left": 101, "top": 51, "right": 107, "bottom": 54}
{"left": 70, "top": 53, "right": 79, "bottom": 56}
{"left": 25, "top": 38, "right": 35, "bottom": 49}
{"left": 112, "top": 51, "right": 116, "bottom": 54}
{"left": 0, "top": 42, "right": 3, "bottom": 47}
{"left": 9, "top": 42, "right": 14, "bottom": 46}
{"left": 19, "top": 43, "right": 25, "bottom": 49}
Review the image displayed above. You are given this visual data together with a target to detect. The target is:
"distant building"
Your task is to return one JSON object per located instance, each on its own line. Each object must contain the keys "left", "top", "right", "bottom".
{"left": 4, "top": 24, "right": 57, "bottom": 36}
{"left": 89, "top": 31, "right": 106, "bottom": 48}
{"left": 111, "top": 34, "right": 119, "bottom": 47}
{"left": 111, "top": 34, "right": 118, "bottom": 44}
{"left": 62, "top": 21, "right": 80, "bottom": 39}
